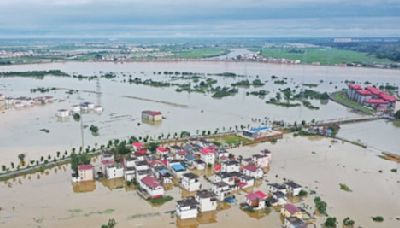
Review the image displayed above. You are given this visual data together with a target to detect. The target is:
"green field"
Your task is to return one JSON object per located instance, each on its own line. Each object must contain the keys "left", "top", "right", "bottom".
{"left": 172, "top": 48, "right": 230, "bottom": 59}
{"left": 260, "top": 47, "right": 394, "bottom": 65}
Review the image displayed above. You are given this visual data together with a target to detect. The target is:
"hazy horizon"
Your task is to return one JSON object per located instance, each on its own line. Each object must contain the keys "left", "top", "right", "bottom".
{"left": 0, "top": 0, "right": 399, "bottom": 38}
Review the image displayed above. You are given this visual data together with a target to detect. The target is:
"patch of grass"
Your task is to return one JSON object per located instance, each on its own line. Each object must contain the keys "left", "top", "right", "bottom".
{"left": 339, "top": 183, "right": 352, "bottom": 192}
{"left": 172, "top": 48, "right": 230, "bottom": 59}
{"left": 213, "top": 135, "right": 252, "bottom": 145}
{"left": 149, "top": 195, "right": 173, "bottom": 206}
{"left": 260, "top": 47, "right": 394, "bottom": 65}
{"left": 330, "top": 91, "right": 375, "bottom": 115}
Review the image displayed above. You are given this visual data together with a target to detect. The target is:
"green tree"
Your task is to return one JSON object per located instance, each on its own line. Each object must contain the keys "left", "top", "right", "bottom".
{"left": 18, "top": 153, "right": 26, "bottom": 166}
{"left": 395, "top": 110, "right": 400, "bottom": 119}
{"left": 343, "top": 217, "right": 355, "bottom": 226}
{"left": 70, "top": 153, "right": 90, "bottom": 173}
{"left": 325, "top": 217, "right": 337, "bottom": 228}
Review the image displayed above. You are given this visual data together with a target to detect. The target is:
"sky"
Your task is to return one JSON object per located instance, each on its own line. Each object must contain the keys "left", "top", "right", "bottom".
{"left": 0, "top": 0, "right": 399, "bottom": 38}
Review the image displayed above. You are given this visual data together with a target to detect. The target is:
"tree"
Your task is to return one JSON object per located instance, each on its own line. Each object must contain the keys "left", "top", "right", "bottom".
{"left": 343, "top": 217, "right": 355, "bottom": 226}
{"left": 395, "top": 110, "right": 400, "bottom": 119}
{"left": 1, "top": 165, "right": 6, "bottom": 172}
{"left": 10, "top": 162, "right": 14, "bottom": 169}
{"left": 56, "top": 151, "right": 61, "bottom": 158}
{"left": 70, "top": 153, "right": 90, "bottom": 174}
{"left": 101, "top": 218, "right": 116, "bottom": 228}
{"left": 18, "top": 153, "right": 26, "bottom": 166}
{"left": 73, "top": 113, "right": 80, "bottom": 121}
{"left": 325, "top": 217, "right": 337, "bottom": 227}
{"left": 314, "top": 196, "right": 327, "bottom": 215}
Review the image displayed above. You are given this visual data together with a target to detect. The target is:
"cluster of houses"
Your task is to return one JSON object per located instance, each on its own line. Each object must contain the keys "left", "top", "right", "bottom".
{"left": 72, "top": 138, "right": 312, "bottom": 227}
{"left": 347, "top": 84, "right": 397, "bottom": 112}
{"left": 57, "top": 101, "right": 103, "bottom": 118}
{"left": 0, "top": 94, "right": 54, "bottom": 109}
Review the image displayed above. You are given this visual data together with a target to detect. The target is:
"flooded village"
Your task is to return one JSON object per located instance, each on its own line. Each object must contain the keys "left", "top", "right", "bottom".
{"left": 0, "top": 60, "right": 399, "bottom": 228}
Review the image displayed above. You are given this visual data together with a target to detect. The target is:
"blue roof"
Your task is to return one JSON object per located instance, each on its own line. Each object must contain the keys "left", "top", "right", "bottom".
{"left": 249, "top": 126, "right": 271, "bottom": 132}
{"left": 172, "top": 164, "right": 185, "bottom": 172}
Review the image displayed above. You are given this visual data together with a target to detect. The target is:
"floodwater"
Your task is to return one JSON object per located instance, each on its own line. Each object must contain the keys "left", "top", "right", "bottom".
{"left": 0, "top": 61, "right": 399, "bottom": 165}
{"left": 0, "top": 135, "right": 399, "bottom": 227}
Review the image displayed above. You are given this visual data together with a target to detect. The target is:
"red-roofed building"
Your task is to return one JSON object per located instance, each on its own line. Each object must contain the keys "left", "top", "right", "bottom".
{"left": 156, "top": 146, "right": 170, "bottom": 155}
{"left": 281, "top": 203, "right": 302, "bottom": 218}
{"left": 76, "top": 164, "right": 94, "bottom": 182}
{"left": 174, "top": 150, "right": 187, "bottom": 160}
{"left": 132, "top": 142, "right": 144, "bottom": 151}
{"left": 135, "top": 148, "right": 148, "bottom": 158}
{"left": 245, "top": 190, "right": 268, "bottom": 210}
{"left": 366, "top": 86, "right": 382, "bottom": 96}
{"left": 139, "top": 176, "right": 164, "bottom": 198}
{"left": 200, "top": 147, "right": 216, "bottom": 165}
{"left": 347, "top": 84, "right": 362, "bottom": 100}
{"left": 142, "top": 110, "right": 162, "bottom": 122}
{"left": 347, "top": 84, "right": 397, "bottom": 113}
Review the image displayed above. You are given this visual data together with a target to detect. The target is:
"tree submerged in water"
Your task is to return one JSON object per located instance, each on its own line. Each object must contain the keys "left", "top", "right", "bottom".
{"left": 90, "top": 125, "right": 99, "bottom": 136}
{"left": 101, "top": 218, "right": 116, "bottom": 228}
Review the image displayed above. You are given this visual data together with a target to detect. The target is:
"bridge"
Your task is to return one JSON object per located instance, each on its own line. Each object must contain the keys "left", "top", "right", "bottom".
{"left": 313, "top": 116, "right": 388, "bottom": 126}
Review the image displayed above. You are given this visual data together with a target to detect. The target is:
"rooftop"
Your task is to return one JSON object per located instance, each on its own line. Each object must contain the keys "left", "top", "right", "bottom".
{"left": 141, "top": 176, "right": 161, "bottom": 189}
{"left": 183, "top": 172, "right": 199, "bottom": 179}
{"left": 78, "top": 164, "right": 93, "bottom": 171}
{"left": 246, "top": 190, "right": 268, "bottom": 201}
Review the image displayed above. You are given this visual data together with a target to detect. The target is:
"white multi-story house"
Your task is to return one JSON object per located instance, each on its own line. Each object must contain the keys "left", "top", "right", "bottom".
{"left": 139, "top": 176, "right": 165, "bottom": 198}
{"left": 181, "top": 172, "right": 202, "bottom": 192}
{"left": 105, "top": 164, "right": 124, "bottom": 179}
{"left": 74, "top": 164, "right": 94, "bottom": 182}
{"left": 176, "top": 197, "right": 198, "bottom": 219}
{"left": 285, "top": 181, "right": 302, "bottom": 196}
{"left": 267, "top": 183, "right": 287, "bottom": 195}
{"left": 200, "top": 147, "right": 215, "bottom": 165}
{"left": 242, "top": 165, "right": 264, "bottom": 178}
{"left": 221, "top": 160, "right": 240, "bottom": 173}
{"left": 196, "top": 189, "right": 218, "bottom": 212}
{"left": 252, "top": 154, "right": 269, "bottom": 168}
{"left": 212, "top": 182, "right": 232, "bottom": 201}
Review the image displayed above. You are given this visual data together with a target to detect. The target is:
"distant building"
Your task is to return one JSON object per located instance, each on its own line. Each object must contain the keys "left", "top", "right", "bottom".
{"left": 142, "top": 110, "right": 162, "bottom": 122}
{"left": 347, "top": 84, "right": 396, "bottom": 112}
{"left": 56, "top": 109, "right": 70, "bottom": 118}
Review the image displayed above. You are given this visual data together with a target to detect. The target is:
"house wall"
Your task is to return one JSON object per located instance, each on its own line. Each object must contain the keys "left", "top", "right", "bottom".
{"left": 106, "top": 167, "right": 124, "bottom": 179}
{"left": 176, "top": 207, "right": 197, "bottom": 219}
{"left": 78, "top": 169, "right": 94, "bottom": 182}
{"left": 182, "top": 178, "right": 201, "bottom": 192}
{"left": 197, "top": 198, "right": 217, "bottom": 212}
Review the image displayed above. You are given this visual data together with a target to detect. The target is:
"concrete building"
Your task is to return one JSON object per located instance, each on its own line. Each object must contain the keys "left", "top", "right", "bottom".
{"left": 196, "top": 189, "right": 218, "bottom": 212}
{"left": 142, "top": 110, "right": 162, "bottom": 121}
{"left": 181, "top": 172, "right": 202, "bottom": 192}
{"left": 139, "top": 176, "right": 164, "bottom": 198}
{"left": 76, "top": 165, "right": 95, "bottom": 182}
{"left": 176, "top": 197, "right": 198, "bottom": 219}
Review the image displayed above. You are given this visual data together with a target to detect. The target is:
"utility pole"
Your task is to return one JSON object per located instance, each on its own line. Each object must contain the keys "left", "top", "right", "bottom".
{"left": 80, "top": 111, "right": 85, "bottom": 151}
{"left": 96, "top": 76, "right": 101, "bottom": 106}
